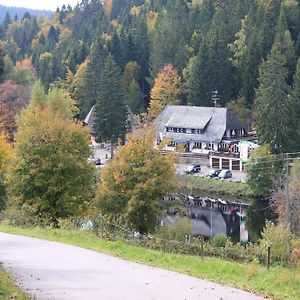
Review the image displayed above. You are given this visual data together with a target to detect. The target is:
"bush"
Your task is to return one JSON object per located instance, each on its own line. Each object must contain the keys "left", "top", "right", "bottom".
{"left": 160, "top": 217, "right": 192, "bottom": 242}
{"left": 1, "top": 205, "right": 55, "bottom": 227}
{"left": 256, "top": 221, "right": 292, "bottom": 264}
{"left": 211, "top": 234, "right": 228, "bottom": 247}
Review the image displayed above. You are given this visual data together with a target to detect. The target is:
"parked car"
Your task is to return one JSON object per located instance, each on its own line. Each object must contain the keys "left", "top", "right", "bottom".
{"left": 218, "top": 170, "right": 232, "bottom": 179}
{"left": 88, "top": 157, "right": 102, "bottom": 165}
{"left": 185, "top": 164, "right": 201, "bottom": 174}
{"left": 207, "top": 169, "right": 222, "bottom": 178}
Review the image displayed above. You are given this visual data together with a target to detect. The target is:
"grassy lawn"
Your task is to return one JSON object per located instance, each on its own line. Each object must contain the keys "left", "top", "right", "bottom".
{"left": 178, "top": 175, "right": 253, "bottom": 201}
{"left": 0, "top": 224, "right": 299, "bottom": 300}
{"left": 0, "top": 265, "right": 28, "bottom": 300}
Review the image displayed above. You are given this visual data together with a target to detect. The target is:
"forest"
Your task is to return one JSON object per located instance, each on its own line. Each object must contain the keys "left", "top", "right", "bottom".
{"left": 0, "top": 0, "right": 299, "bottom": 128}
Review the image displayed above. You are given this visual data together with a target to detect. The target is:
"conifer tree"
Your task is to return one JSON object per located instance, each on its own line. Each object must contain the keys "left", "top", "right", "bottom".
{"left": 289, "top": 58, "right": 300, "bottom": 151}
{"left": 274, "top": 6, "right": 296, "bottom": 85}
{"left": 184, "top": 43, "right": 211, "bottom": 106}
{"left": 93, "top": 55, "right": 127, "bottom": 158}
{"left": 82, "top": 38, "right": 107, "bottom": 118}
{"left": 255, "top": 46, "right": 291, "bottom": 153}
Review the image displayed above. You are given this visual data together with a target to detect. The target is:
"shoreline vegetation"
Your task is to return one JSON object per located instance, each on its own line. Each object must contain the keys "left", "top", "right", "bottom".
{"left": 178, "top": 175, "right": 253, "bottom": 202}
{"left": 0, "top": 225, "right": 299, "bottom": 300}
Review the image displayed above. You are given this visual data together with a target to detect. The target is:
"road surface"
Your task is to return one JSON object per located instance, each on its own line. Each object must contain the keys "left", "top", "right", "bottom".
{"left": 0, "top": 232, "right": 267, "bottom": 300}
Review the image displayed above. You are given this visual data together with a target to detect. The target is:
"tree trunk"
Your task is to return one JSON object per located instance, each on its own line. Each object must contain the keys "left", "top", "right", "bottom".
{"left": 110, "top": 138, "right": 114, "bottom": 159}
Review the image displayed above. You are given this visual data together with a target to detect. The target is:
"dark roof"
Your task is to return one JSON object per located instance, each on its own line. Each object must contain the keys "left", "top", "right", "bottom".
{"left": 84, "top": 105, "right": 136, "bottom": 131}
{"left": 155, "top": 105, "right": 245, "bottom": 143}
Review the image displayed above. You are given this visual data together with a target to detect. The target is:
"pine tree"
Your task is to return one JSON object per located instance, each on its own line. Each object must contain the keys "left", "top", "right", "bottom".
{"left": 150, "top": 0, "right": 190, "bottom": 76}
{"left": 274, "top": 6, "right": 296, "bottom": 85}
{"left": 93, "top": 55, "right": 127, "bottom": 158}
{"left": 3, "top": 12, "right": 11, "bottom": 31}
{"left": 82, "top": 38, "right": 107, "bottom": 118}
{"left": 184, "top": 43, "right": 211, "bottom": 106}
{"left": 255, "top": 46, "right": 291, "bottom": 153}
{"left": 289, "top": 58, "right": 300, "bottom": 151}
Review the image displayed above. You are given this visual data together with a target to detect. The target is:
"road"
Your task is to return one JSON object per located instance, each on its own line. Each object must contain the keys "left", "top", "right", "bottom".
{"left": 0, "top": 232, "right": 267, "bottom": 300}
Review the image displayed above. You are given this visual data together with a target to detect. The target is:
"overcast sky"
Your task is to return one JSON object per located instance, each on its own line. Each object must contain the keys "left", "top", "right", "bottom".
{"left": 0, "top": 0, "right": 80, "bottom": 11}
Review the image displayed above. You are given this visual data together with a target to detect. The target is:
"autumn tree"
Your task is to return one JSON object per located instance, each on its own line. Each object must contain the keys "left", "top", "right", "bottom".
{"left": 0, "top": 134, "right": 11, "bottom": 210}
{"left": 272, "top": 160, "right": 300, "bottom": 237}
{"left": 0, "top": 81, "right": 31, "bottom": 141}
{"left": 93, "top": 55, "right": 127, "bottom": 158}
{"left": 148, "top": 64, "right": 183, "bottom": 119}
{"left": 96, "top": 129, "right": 176, "bottom": 233}
{"left": 8, "top": 85, "right": 94, "bottom": 224}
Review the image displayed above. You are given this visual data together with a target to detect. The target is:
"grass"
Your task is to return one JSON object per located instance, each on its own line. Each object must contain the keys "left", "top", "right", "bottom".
{"left": 0, "top": 224, "right": 299, "bottom": 300}
{"left": 178, "top": 174, "right": 253, "bottom": 201}
{"left": 0, "top": 265, "right": 28, "bottom": 300}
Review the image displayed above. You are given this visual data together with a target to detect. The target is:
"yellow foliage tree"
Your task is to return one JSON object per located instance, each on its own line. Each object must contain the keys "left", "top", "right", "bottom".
{"left": 148, "top": 64, "right": 183, "bottom": 119}
{"left": 96, "top": 128, "right": 176, "bottom": 233}
{"left": 0, "top": 134, "right": 11, "bottom": 210}
{"left": 7, "top": 86, "right": 94, "bottom": 223}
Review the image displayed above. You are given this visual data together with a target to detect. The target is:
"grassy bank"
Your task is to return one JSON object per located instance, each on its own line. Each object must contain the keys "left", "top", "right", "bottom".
{"left": 0, "top": 224, "right": 299, "bottom": 300}
{"left": 178, "top": 175, "right": 253, "bottom": 201}
{"left": 0, "top": 265, "right": 28, "bottom": 300}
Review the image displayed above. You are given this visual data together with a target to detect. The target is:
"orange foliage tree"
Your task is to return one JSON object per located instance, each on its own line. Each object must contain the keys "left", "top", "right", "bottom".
{"left": 0, "top": 81, "right": 31, "bottom": 141}
{"left": 148, "top": 64, "right": 183, "bottom": 119}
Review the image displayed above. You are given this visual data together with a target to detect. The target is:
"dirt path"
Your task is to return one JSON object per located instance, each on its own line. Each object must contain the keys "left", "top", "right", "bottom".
{"left": 0, "top": 232, "right": 267, "bottom": 300}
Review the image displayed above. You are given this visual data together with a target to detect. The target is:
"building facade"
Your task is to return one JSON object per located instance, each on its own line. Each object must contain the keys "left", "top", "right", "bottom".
{"left": 156, "top": 105, "right": 247, "bottom": 154}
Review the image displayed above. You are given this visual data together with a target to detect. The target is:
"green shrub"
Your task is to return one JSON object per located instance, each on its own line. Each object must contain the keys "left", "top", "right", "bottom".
{"left": 1, "top": 205, "right": 54, "bottom": 228}
{"left": 211, "top": 234, "right": 228, "bottom": 247}
{"left": 160, "top": 217, "right": 192, "bottom": 242}
{"left": 256, "top": 221, "right": 292, "bottom": 264}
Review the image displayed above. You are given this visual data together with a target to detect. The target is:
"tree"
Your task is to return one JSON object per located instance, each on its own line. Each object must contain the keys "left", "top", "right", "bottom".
{"left": 39, "top": 52, "right": 54, "bottom": 91}
{"left": 8, "top": 91, "right": 94, "bottom": 224}
{"left": 255, "top": 46, "right": 291, "bottom": 153}
{"left": 184, "top": 43, "right": 211, "bottom": 106}
{"left": 93, "top": 55, "right": 127, "bottom": 158}
{"left": 126, "top": 80, "right": 142, "bottom": 113}
{"left": 289, "top": 58, "right": 300, "bottom": 151}
{"left": 148, "top": 64, "right": 183, "bottom": 119}
{"left": 96, "top": 129, "right": 176, "bottom": 233}
{"left": 246, "top": 145, "right": 283, "bottom": 241}
{"left": 0, "top": 81, "right": 31, "bottom": 141}
{"left": 273, "top": 6, "right": 296, "bottom": 85}
{"left": 150, "top": 0, "right": 190, "bottom": 76}
{"left": 81, "top": 38, "right": 107, "bottom": 118}
{"left": 0, "top": 134, "right": 11, "bottom": 211}
{"left": 0, "top": 48, "right": 4, "bottom": 83}
{"left": 272, "top": 161, "right": 300, "bottom": 237}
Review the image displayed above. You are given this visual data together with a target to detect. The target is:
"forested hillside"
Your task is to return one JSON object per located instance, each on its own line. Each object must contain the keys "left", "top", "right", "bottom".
{"left": 0, "top": 5, "right": 52, "bottom": 22}
{"left": 0, "top": 0, "right": 300, "bottom": 146}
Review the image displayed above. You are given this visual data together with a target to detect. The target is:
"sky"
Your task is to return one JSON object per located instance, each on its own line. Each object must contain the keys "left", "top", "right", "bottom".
{"left": 0, "top": 0, "right": 80, "bottom": 11}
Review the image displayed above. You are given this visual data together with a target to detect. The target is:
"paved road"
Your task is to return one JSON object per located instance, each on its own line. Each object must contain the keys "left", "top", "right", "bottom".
{"left": 0, "top": 232, "right": 266, "bottom": 300}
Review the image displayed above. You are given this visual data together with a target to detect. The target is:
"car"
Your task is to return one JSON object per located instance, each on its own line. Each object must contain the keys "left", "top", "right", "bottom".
{"left": 218, "top": 170, "right": 232, "bottom": 179}
{"left": 184, "top": 164, "right": 201, "bottom": 174}
{"left": 88, "top": 157, "right": 102, "bottom": 165}
{"left": 207, "top": 169, "right": 222, "bottom": 178}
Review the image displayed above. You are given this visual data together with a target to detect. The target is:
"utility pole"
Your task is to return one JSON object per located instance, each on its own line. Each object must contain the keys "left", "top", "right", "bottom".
{"left": 212, "top": 90, "right": 220, "bottom": 108}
